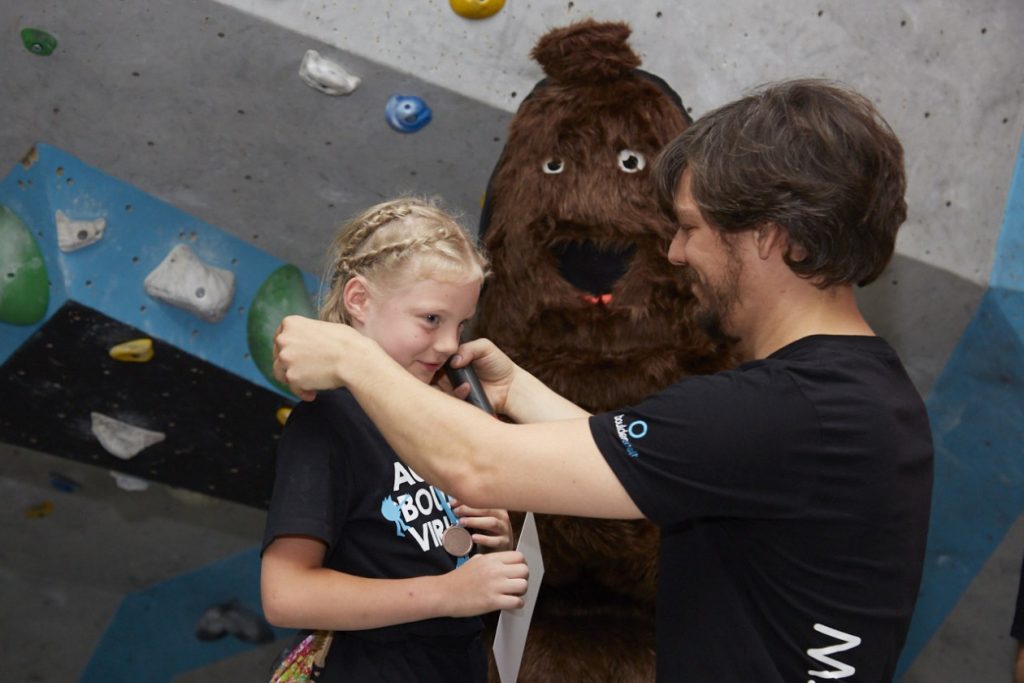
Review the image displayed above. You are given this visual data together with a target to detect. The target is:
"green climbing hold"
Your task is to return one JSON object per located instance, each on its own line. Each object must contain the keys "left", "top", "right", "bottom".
{"left": 0, "top": 205, "right": 50, "bottom": 325}
{"left": 247, "top": 265, "right": 316, "bottom": 394}
{"left": 20, "top": 28, "right": 58, "bottom": 56}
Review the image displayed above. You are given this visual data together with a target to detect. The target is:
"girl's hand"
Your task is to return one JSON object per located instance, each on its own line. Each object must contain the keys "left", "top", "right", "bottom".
{"left": 452, "top": 499, "right": 515, "bottom": 552}
{"left": 444, "top": 551, "right": 528, "bottom": 617}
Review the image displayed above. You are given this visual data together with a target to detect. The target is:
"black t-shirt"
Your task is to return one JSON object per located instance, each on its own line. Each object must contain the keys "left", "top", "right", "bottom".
{"left": 1012, "top": 549, "right": 1024, "bottom": 641}
{"left": 263, "top": 388, "right": 486, "bottom": 682}
{"left": 589, "top": 335, "right": 933, "bottom": 682}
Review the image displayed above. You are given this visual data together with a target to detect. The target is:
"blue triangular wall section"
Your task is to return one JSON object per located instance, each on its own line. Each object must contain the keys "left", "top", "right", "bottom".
{"left": 897, "top": 135, "right": 1024, "bottom": 677}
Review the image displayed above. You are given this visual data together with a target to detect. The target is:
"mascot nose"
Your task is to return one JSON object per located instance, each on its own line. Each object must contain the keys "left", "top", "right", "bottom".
{"left": 550, "top": 240, "right": 636, "bottom": 298}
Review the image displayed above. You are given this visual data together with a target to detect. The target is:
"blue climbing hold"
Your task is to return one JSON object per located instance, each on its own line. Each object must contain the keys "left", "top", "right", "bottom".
{"left": 385, "top": 95, "right": 432, "bottom": 133}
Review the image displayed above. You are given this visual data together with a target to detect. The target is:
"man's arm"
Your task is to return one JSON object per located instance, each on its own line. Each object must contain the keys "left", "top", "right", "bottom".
{"left": 444, "top": 337, "right": 590, "bottom": 424}
{"left": 273, "top": 316, "right": 642, "bottom": 518}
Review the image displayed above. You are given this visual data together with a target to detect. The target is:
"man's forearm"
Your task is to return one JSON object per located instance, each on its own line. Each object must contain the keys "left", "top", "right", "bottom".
{"left": 345, "top": 340, "right": 500, "bottom": 498}
{"left": 504, "top": 366, "right": 591, "bottom": 423}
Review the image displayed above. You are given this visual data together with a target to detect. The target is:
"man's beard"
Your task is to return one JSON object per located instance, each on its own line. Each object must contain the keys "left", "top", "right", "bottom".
{"left": 692, "top": 257, "right": 742, "bottom": 348}
{"left": 696, "top": 306, "right": 739, "bottom": 347}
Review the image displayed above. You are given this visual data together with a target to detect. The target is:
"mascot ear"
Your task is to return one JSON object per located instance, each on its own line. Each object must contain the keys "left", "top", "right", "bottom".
{"left": 634, "top": 68, "right": 692, "bottom": 124}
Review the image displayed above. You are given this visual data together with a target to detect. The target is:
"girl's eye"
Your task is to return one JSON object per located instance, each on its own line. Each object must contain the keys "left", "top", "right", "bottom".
{"left": 542, "top": 158, "right": 565, "bottom": 174}
{"left": 617, "top": 149, "right": 646, "bottom": 173}
{"left": 423, "top": 314, "right": 440, "bottom": 325}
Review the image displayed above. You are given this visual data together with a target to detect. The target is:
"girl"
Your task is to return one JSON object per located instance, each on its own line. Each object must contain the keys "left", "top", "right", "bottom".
{"left": 261, "top": 198, "right": 528, "bottom": 681}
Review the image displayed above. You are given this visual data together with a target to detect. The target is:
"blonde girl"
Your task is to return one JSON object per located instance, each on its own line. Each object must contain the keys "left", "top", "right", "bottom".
{"left": 261, "top": 198, "right": 527, "bottom": 682}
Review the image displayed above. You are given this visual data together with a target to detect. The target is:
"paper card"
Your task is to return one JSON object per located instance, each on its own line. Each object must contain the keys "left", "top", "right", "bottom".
{"left": 493, "top": 512, "right": 545, "bottom": 683}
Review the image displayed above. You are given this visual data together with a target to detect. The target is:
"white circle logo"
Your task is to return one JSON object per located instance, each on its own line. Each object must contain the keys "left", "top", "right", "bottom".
{"left": 627, "top": 420, "right": 648, "bottom": 439}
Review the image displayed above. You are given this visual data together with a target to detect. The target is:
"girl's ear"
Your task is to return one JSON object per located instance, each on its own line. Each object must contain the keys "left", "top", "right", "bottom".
{"left": 342, "top": 276, "right": 371, "bottom": 324}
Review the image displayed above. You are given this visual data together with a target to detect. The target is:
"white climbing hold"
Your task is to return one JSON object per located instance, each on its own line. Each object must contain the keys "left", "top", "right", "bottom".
{"left": 110, "top": 470, "right": 151, "bottom": 492}
{"left": 299, "top": 49, "right": 361, "bottom": 95}
{"left": 91, "top": 411, "right": 166, "bottom": 460}
{"left": 56, "top": 210, "right": 105, "bottom": 252}
{"left": 144, "top": 243, "right": 235, "bottom": 322}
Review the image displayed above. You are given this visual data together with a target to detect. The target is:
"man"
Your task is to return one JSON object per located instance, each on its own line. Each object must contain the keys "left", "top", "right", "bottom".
{"left": 1013, "top": 549, "right": 1024, "bottom": 682}
{"left": 273, "top": 79, "right": 933, "bottom": 681}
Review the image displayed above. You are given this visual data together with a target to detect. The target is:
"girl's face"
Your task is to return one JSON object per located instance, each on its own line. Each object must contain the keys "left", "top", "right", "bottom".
{"left": 350, "top": 275, "right": 481, "bottom": 384}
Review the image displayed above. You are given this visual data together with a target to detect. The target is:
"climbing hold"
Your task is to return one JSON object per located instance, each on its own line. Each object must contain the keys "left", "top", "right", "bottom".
{"left": 144, "top": 243, "right": 235, "bottom": 322}
{"left": 276, "top": 406, "right": 292, "bottom": 426}
{"left": 56, "top": 210, "right": 106, "bottom": 252}
{"left": 20, "top": 28, "right": 58, "bottom": 56}
{"left": 195, "top": 599, "right": 275, "bottom": 644}
{"left": 0, "top": 204, "right": 49, "bottom": 325}
{"left": 298, "top": 49, "right": 361, "bottom": 95}
{"left": 91, "top": 411, "right": 166, "bottom": 460}
{"left": 25, "top": 501, "right": 55, "bottom": 518}
{"left": 109, "top": 338, "right": 155, "bottom": 363}
{"left": 49, "top": 471, "right": 82, "bottom": 493}
{"left": 385, "top": 95, "right": 432, "bottom": 133}
{"left": 110, "top": 471, "right": 150, "bottom": 492}
{"left": 247, "top": 264, "right": 315, "bottom": 394}
{"left": 450, "top": 0, "right": 505, "bottom": 19}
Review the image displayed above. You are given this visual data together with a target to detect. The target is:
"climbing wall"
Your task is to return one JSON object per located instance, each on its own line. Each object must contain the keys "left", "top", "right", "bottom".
{"left": 1, "top": 0, "right": 1022, "bottom": 680}
{"left": 0, "top": 145, "right": 317, "bottom": 508}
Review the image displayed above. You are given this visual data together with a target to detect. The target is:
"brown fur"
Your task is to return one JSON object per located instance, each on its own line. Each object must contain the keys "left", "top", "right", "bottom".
{"left": 476, "top": 20, "right": 732, "bottom": 681}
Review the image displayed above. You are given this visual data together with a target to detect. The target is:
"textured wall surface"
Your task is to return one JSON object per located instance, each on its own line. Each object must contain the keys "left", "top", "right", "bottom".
{"left": 1, "top": 0, "right": 1022, "bottom": 680}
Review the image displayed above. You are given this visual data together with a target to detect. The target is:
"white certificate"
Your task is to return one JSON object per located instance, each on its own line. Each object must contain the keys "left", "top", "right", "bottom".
{"left": 493, "top": 512, "right": 545, "bottom": 683}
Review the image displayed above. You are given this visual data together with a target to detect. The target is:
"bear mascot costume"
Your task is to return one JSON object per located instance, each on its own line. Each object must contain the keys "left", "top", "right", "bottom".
{"left": 475, "top": 19, "right": 732, "bottom": 682}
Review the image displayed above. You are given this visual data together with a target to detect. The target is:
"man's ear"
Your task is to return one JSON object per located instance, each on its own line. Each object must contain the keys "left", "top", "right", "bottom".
{"left": 754, "top": 222, "right": 794, "bottom": 261}
{"left": 342, "top": 276, "right": 371, "bottom": 324}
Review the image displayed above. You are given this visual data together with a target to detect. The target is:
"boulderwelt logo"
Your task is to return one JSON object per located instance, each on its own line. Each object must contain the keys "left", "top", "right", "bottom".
{"left": 613, "top": 414, "right": 648, "bottom": 458}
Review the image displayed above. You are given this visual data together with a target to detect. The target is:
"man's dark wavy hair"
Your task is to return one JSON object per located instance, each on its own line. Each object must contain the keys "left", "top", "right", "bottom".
{"left": 654, "top": 78, "right": 907, "bottom": 287}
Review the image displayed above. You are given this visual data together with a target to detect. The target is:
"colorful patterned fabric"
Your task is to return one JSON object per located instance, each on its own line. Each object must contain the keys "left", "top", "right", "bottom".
{"left": 270, "top": 631, "right": 333, "bottom": 683}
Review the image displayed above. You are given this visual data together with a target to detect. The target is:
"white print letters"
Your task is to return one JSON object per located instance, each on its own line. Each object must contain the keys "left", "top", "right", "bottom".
{"left": 392, "top": 461, "right": 426, "bottom": 488}
{"left": 385, "top": 461, "right": 455, "bottom": 553}
{"left": 806, "top": 622, "right": 861, "bottom": 680}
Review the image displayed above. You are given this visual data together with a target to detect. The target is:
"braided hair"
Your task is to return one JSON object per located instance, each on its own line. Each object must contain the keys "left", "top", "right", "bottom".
{"left": 319, "top": 197, "right": 489, "bottom": 323}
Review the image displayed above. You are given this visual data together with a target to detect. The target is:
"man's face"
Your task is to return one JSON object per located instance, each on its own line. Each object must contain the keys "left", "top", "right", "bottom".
{"left": 667, "top": 171, "right": 743, "bottom": 342}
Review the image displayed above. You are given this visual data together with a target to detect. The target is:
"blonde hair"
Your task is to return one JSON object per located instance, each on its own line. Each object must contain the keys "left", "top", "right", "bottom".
{"left": 319, "top": 197, "right": 490, "bottom": 323}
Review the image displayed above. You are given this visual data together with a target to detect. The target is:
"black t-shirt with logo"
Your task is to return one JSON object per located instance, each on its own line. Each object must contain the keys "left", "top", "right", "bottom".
{"left": 263, "top": 388, "right": 486, "bottom": 682}
{"left": 590, "top": 335, "right": 933, "bottom": 682}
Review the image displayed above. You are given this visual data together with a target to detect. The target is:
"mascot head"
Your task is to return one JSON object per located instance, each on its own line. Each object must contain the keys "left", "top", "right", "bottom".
{"left": 476, "top": 20, "right": 727, "bottom": 412}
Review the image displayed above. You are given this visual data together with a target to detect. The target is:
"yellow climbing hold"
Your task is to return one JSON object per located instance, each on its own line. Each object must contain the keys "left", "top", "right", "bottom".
{"left": 450, "top": 0, "right": 505, "bottom": 19}
{"left": 109, "top": 338, "right": 155, "bottom": 362}
{"left": 276, "top": 406, "right": 293, "bottom": 426}
{"left": 25, "top": 501, "right": 54, "bottom": 518}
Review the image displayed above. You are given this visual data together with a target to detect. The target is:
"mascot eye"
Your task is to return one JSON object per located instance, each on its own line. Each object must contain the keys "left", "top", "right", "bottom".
{"left": 542, "top": 158, "right": 565, "bottom": 174}
{"left": 617, "top": 149, "right": 646, "bottom": 173}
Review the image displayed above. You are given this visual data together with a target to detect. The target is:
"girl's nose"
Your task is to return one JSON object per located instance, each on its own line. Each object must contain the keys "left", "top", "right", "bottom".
{"left": 436, "top": 327, "right": 461, "bottom": 355}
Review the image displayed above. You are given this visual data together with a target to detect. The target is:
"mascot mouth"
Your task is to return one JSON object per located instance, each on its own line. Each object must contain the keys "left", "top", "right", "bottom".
{"left": 550, "top": 238, "right": 636, "bottom": 302}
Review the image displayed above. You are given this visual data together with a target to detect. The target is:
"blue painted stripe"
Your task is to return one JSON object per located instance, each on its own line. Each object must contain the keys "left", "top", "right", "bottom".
{"left": 897, "top": 133, "right": 1024, "bottom": 678}
{"left": 78, "top": 547, "right": 292, "bottom": 682}
{"left": 992, "top": 134, "right": 1024, "bottom": 293}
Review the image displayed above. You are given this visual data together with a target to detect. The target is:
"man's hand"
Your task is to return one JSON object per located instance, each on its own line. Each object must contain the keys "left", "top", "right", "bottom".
{"left": 446, "top": 338, "right": 518, "bottom": 416}
{"left": 273, "top": 316, "right": 366, "bottom": 401}
{"left": 448, "top": 338, "right": 587, "bottom": 424}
